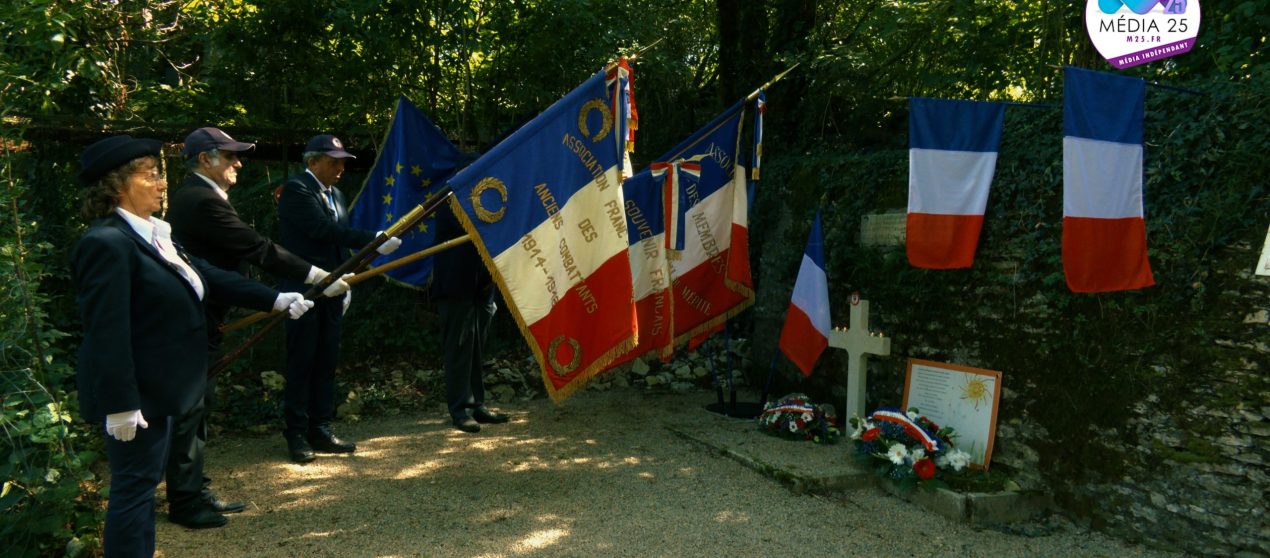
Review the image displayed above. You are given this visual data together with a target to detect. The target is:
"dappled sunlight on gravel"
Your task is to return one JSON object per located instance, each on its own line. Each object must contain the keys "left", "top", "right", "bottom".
{"left": 390, "top": 459, "right": 447, "bottom": 480}
{"left": 152, "top": 389, "right": 1182, "bottom": 558}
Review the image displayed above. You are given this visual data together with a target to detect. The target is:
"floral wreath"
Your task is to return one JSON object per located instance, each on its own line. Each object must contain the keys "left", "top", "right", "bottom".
{"left": 849, "top": 407, "right": 971, "bottom": 488}
{"left": 757, "top": 393, "right": 841, "bottom": 444}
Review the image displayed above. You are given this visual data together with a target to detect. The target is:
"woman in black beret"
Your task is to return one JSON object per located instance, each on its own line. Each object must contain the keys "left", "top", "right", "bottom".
{"left": 70, "top": 135, "right": 314, "bottom": 557}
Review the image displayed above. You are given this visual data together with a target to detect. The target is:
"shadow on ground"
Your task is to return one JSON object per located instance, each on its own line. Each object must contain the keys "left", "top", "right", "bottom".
{"left": 154, "top": 389, "right": 1176, "bottom": 558}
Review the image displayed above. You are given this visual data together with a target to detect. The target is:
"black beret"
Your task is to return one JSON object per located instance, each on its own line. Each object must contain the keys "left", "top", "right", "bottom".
{"left": 78, "top": 135, "right": 163, "bottom": 186}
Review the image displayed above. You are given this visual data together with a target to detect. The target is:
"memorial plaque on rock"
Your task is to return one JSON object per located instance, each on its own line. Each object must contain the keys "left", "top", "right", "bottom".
{"left": 860, "top": 211, "right": 906, "bottom": 247}
{"left": 901, "top": 358, "right": 1002, "bottom": 469}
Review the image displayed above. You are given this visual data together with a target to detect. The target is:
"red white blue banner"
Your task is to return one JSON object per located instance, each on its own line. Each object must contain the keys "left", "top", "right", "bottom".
{"left": 446, "top": 70, "right": 636, "bottom": 400}
{"left": 613, "top": 166, "right": 676, "bottom": 364}
{"left": 871, "top": 409, "right": 941, "bottom": 452}
{"left": 659, "top": 101, "right": 754, "bottom": 347}
{"left": 1062, "top": 66, "right": 1155, "bottom": 293}
{"left": 906, "top": 97, "right": 1005, "bottom": 269}
{"left": 605, "top": 57, "right": 638, "bottom": 178}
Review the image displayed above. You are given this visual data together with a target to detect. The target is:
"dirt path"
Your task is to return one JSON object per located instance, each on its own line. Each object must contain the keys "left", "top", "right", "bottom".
{"left": 154, "top": 389, "right": 1177, "bottom": 557}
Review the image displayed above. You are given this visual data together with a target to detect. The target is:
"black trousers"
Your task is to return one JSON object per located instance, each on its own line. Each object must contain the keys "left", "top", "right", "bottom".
{"left": 283, "top": 296, "right": 342, "bottom": 437}
{"left": 438, "top": 296, "right": 496, "bottom": 420}
{"left": 164, "top": 303, "right": 228, "bottom": 512}
{"left": 163, "top": 392, "right": 211, "bottom": 513}
{"left": 104, "top": 416, "right": 170, "bottom": 558}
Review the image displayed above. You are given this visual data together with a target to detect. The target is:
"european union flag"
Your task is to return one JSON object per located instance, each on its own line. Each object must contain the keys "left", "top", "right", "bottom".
{"left": 349, "top": 97, "right": 464, "bottom": 287}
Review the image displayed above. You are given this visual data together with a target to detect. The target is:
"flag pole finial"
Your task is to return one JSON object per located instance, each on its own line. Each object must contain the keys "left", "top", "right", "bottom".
{"left": 747, "top": 63, "right": 800, "bottom": 101}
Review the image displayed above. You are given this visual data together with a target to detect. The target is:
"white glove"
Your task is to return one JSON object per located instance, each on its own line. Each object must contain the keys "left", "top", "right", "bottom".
{"left": 105, "top": 410, "right": 148, "bottom": 442}
{"left": 273, "top": 292, "right": 315, "bottom": 319}
{"left": 306, "top": 267, "right": 351, "bottom": 298}
{"left": 342, "top": 290, "right": 351, "bottom": 316}
{"left": 323, "top": 274, "right": 353, "bottom": 298}
{"left": 376, "top": 234, "right": 403, "bottom": 255}
{"left": 304, "top": 266, "right": 327, "bottom": 285}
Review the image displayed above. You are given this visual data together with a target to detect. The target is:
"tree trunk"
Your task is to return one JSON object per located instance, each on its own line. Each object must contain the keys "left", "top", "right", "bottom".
{"left": 716, "top": 0, "right": 743, "bottom": 104}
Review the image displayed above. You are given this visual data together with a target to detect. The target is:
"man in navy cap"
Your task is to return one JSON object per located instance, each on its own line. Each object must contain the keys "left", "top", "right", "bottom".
{"left": 275, "top": 134, "right": 401, "bottom": 463}
{"left": 163, "top": 127, "right": 352, "bottom": 527}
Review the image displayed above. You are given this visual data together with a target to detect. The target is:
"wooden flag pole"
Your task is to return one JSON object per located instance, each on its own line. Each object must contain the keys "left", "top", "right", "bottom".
{"left": 347, "top": 234, "right": 471, "bottom": 285}
{"left": 208, "top": 187, "right": 455, "bottom": 378}
{"left": 218, "top": 234, "right": 473, "bottom": 334}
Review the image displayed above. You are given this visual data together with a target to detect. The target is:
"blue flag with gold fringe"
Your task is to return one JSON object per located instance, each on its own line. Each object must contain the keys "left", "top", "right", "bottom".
{"left": 349, "top": 96, "right": 464, "bottom": 286}
{"left": 444, "top": 70, "right": 636, "bottom": 401}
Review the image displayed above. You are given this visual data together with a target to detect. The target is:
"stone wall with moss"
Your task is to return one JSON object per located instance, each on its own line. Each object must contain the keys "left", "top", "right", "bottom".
{"left": 747, "top": 81, "right": 1269, "bottom": 556}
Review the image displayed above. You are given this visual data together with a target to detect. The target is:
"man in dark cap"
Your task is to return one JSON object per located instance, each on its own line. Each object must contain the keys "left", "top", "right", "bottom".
{"left": 275, "top": 134, "right": 401, "bottom": 463}
{"left": 162, "top": 127, "right": 352, "bottom": 527}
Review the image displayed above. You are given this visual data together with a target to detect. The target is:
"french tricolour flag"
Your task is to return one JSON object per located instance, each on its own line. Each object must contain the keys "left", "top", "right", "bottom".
{"left": 446, "top": 70, "right": 636, "bottom": 400}
{"left": 662, "top": 101, "right": 754, "bottom": 346}
{"left": 778, "top": 210, "right": 829, "bottom": 376}
{"left": 611, "top": 167, "right": 677, "bottom": 365}
{"left": 907, "top": 97, "right": 1005, "bottom": 269}
{"left": 1063, "top": 66, "right": 1155, "bottom": 293}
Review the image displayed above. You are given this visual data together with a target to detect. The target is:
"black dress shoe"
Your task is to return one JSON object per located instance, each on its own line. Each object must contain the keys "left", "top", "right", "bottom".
{"left": 286, "top": 435, "right": 316, "bottom": 463}
{"left": 308, "top": 427, "right": 356, "bottom": 453}
{"left": 453, "top": 416, "right": 481, "bottom": 433}
{"left": 473, "top": 408, "right": 510, "bottom": 424}
{"left": 203, "top": 495, "right": 246, "bottom": 514}
{"left": 169, "top": 507, "right": 228, "bottom": 529}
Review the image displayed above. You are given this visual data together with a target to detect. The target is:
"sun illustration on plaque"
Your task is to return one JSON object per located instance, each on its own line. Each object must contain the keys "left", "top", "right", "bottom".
{"left": 960, "top": 376, "right": 993, "bottom": 411}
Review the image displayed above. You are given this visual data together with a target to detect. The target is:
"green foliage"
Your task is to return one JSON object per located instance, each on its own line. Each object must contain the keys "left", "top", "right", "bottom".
{"left": 0, "top": 142, "right": 103, "bottom": 556}
{"left": 0, "top": 377, "right": 102, "bottom": 558}
{"left": 0, "top": 1, "right": 193, "bottom": 118}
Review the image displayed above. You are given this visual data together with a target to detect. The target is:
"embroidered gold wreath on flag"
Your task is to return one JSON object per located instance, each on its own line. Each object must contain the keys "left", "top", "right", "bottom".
{"left": 578, "top": 99, "right": 612, "bottom": 143}
{"left": 548, "top": 336, "right": 583, "bottom": 376}
{"left": 471, "top": 177, "right": 507, "bottom": 223}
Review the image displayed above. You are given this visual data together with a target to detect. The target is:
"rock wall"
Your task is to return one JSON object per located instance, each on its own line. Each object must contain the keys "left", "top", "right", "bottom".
{"left": 1070, "top": 241, "right": 1269, "bottom": 557}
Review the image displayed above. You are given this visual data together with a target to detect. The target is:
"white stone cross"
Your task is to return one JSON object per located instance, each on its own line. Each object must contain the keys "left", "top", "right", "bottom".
{"left": 827, "top": 298, "right": 891, "bottom": 420}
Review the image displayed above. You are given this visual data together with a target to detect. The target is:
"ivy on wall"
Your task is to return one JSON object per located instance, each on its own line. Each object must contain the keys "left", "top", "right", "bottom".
{"left": 751, "top": 79, "right": 1270, "bottom": 490}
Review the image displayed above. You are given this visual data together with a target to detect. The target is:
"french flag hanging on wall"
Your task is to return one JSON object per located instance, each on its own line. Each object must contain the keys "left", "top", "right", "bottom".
{"left": 906, "top": 97, "right": 1005, "bottom": 269}
{"left": 1062, "top": 66, "right": 1155, "bottom": 293}
{"left": 778, "top": 210, "right": 830, "bottom": 376}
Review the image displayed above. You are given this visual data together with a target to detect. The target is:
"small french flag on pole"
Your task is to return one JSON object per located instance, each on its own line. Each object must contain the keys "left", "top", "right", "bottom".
{"left": 1062, "top": 66, "right": 1155, "bottom": 293}
{"left": 906, "top": 97, "right": 1005, "bottom": 269}
{"left": 778, "top": 210, "right": 830, "bottom": 376}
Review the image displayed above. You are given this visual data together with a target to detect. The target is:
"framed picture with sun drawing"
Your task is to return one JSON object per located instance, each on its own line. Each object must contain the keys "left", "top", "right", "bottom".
{"left": 901, "top": 358, "right": 1002, "bottom": 469}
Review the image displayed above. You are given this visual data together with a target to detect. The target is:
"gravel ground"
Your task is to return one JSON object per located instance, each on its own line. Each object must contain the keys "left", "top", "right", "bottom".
{"left": 153, "top": 388, "right": 1182, "bottom": 558}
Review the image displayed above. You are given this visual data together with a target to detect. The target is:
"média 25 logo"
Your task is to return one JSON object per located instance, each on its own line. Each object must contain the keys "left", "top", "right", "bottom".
{"left": 1086, "top": 0, "right": 1201, "bottom": 69}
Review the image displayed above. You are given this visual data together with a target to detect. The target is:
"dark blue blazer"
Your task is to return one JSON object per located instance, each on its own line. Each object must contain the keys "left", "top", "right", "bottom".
{"left": 71, "top": 213, "right": 278, "bottom": 421}
{"left": 276, "top": 172, "right": 375, "bottom": 289}
{"left": 166, "top": 174, "right": 312, "bottom": 282}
